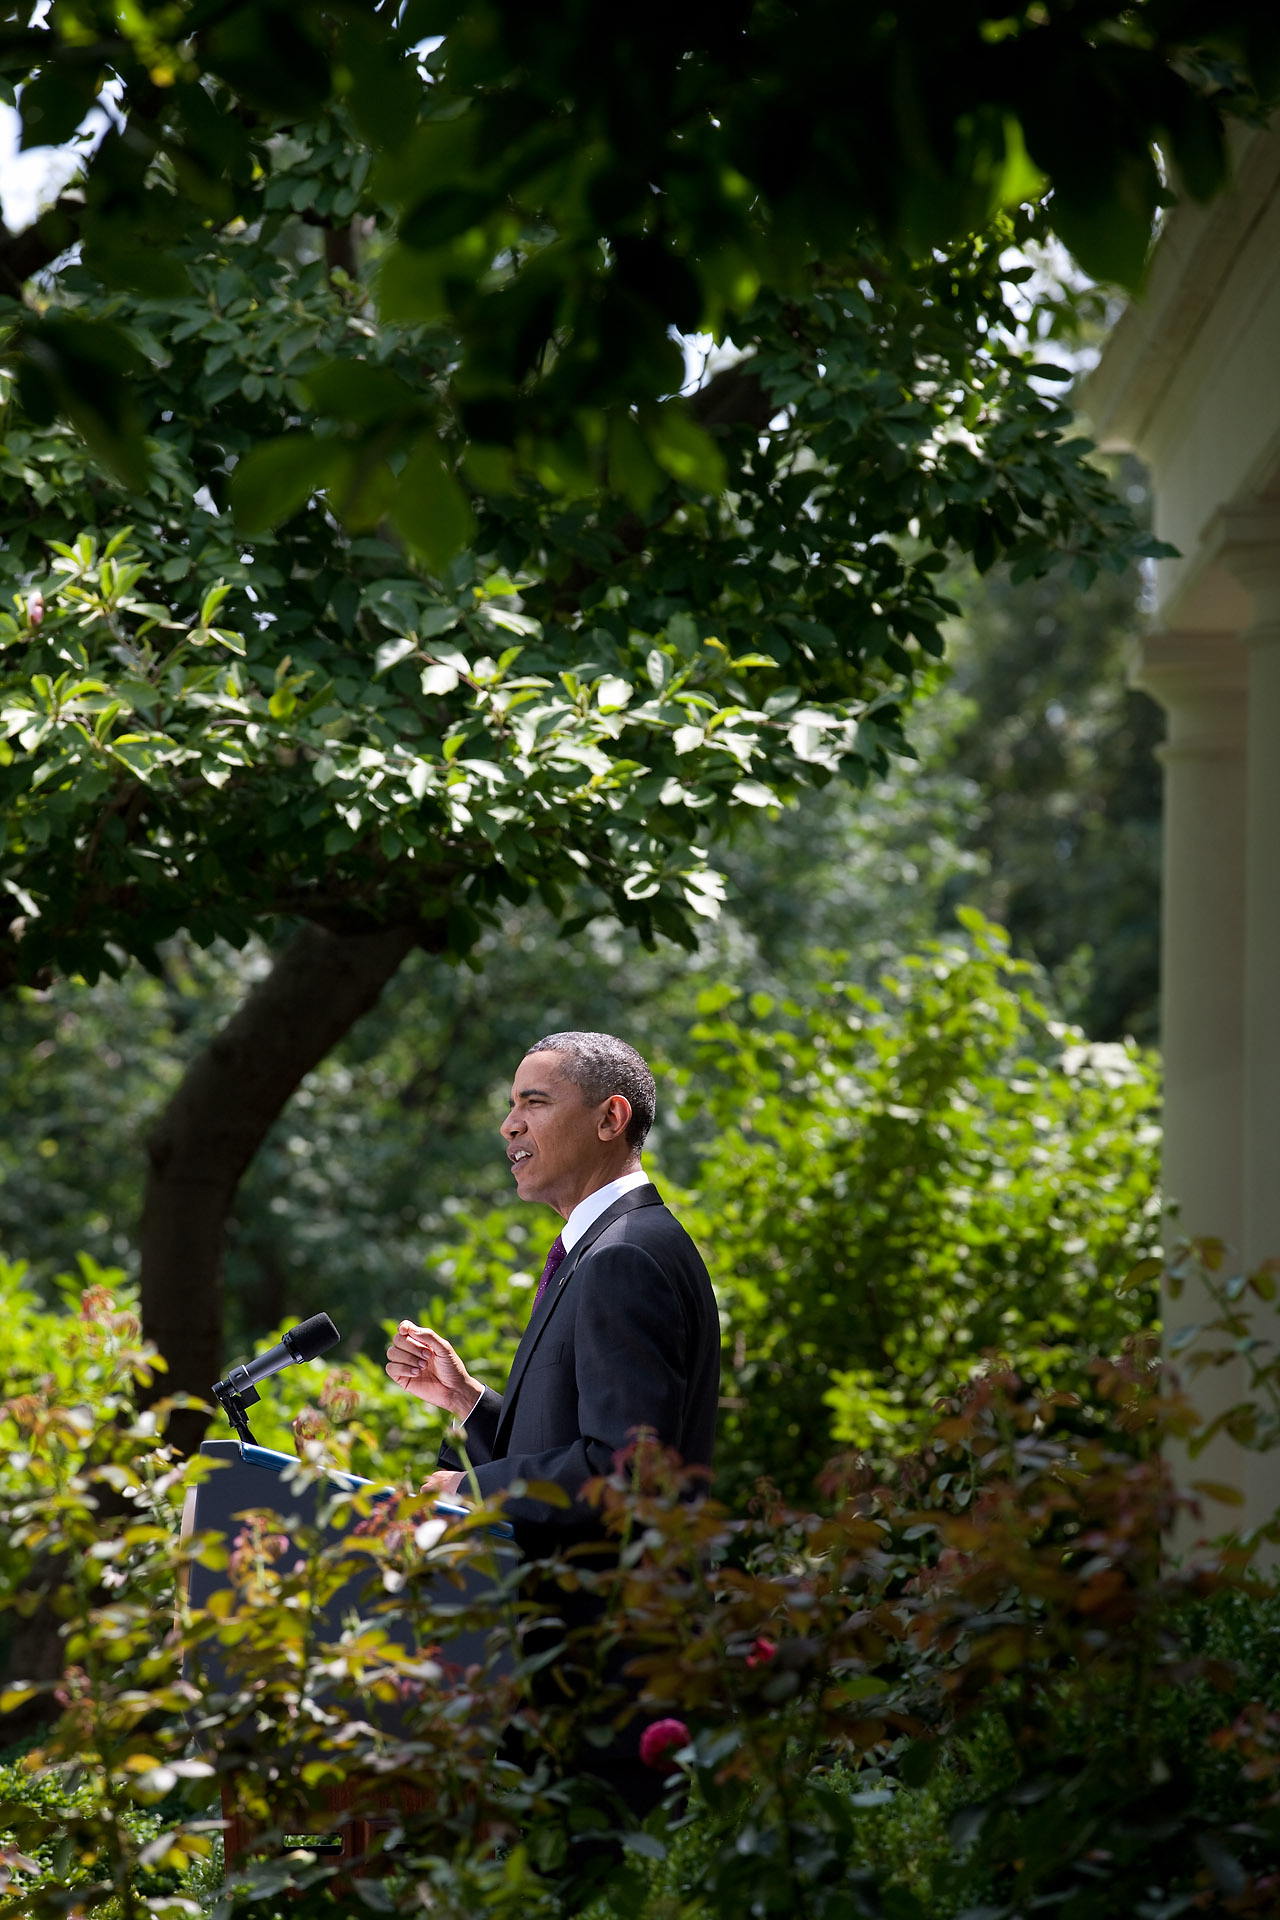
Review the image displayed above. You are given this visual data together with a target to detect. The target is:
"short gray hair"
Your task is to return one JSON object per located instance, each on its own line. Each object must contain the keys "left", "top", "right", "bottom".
{"left": 524, "top": 1031, "right": 656, "bottom": 1150}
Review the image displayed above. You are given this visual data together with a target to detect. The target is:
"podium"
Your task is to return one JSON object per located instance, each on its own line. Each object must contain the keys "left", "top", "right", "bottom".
{"left": 182, "top": 1438, "right": 516, "bottom": 1870}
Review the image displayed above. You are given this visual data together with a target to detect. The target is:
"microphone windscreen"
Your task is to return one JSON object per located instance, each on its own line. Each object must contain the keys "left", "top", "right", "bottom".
{"left": 285, "top": 1313, "right": 341, "bottom": 1363}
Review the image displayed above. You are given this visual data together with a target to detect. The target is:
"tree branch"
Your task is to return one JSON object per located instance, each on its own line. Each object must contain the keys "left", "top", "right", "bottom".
{"left": 0, "top": 196, "right": 85, "bottom": 300}
{"left": 687, "top": 359, "right": 775, "bottom": 434}
{"left": 540, "top": 357, "right": 775, "bottom": 616}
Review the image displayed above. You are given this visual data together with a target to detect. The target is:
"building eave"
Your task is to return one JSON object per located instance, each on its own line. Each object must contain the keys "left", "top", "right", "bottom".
{"left": 1086, "top": 122, "right": 1280, "bottom": 459}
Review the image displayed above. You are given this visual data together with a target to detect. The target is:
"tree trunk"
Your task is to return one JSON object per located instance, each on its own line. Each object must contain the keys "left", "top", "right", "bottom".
{"left": 324, "top": 221, "right": 358, "bottom": 279}
{"left": 140, "top": 923, "right": 417, "bottom": 1452}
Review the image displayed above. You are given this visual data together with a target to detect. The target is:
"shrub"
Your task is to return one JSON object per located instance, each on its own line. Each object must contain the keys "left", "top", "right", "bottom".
{"left": 2, "top": 1254, "right": 1278, "bottom": 1919}
{"left": 673, "top": 911, "right": 1161, "bottom": 1501}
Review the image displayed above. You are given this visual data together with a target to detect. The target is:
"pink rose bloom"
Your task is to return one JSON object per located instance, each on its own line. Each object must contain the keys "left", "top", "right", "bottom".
{"left": 746, "top": 1636, "right": 777, "bottom": 1668}
{"left": 639, "top": 1717, "right": 690, "bottom": 1769}
{"left": 28, "top": 590, "right": 43, "bottom": 627}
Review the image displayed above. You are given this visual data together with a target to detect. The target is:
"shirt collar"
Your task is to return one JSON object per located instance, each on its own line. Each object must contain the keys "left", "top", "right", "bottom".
{"left": 561, "top": 1167, "right": 651, "bottom": 1251}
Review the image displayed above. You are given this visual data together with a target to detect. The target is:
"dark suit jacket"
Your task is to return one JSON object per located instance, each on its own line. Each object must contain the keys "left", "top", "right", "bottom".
{"left": 440, "top": 1184, "right": 719, "bottom": 1540}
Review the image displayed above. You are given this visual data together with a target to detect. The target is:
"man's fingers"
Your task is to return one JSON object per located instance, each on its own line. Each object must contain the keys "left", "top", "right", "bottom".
{"left": 406, "top": 1332, "right": 450, "bottom": 1358}
{"left": 388, "top": 1330, "right": 437, "bottom": 1360}
{"left": 392, "top": 1321, "right": 457, "bottom": 1362}
{"left": 421, "top": 1469, "right": 463, "bottom": 1496}
{"left": 387, "top": 1354, "right": 427, "bottom": 1381}
{"left": 398, "top": 1321, "right": 451, "bottom": 1348}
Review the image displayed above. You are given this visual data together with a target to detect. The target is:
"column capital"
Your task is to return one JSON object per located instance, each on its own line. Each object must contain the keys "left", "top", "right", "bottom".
{"left": 1132, "top": 629, "right": 1248, "bottom": 761}
{"left": 1132, "top": 626, "right": 1247, "bottom": 698}
{"left": 1205, "top": 504, "right": 1280, "bottom": 624}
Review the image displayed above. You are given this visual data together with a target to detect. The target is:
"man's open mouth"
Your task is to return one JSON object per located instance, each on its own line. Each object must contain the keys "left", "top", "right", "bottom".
{"left": 509, "top": 1150, "right": 532, "bottom": 1164}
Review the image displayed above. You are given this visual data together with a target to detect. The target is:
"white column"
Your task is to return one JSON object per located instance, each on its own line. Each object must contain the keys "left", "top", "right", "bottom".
{"left": 1232, "top": 539, "right": 1280, "bottom": 1533}
{"left": 1241, "top": 567, "right": 1280, "bottom": 1256}
{"left": 1134, "top": 630, "right": 1249, "bottom": 1536}
{"left": 1137, "top": 632, "right": 1248, "bottom": 1247}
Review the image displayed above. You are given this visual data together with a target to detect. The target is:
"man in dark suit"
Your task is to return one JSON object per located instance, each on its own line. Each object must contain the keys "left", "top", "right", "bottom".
{"left": 385, "top": 1028, "right": 719, "bottom": 1529}
{"left": 384, "top": 1031, "right": 719, "bottom": 1823}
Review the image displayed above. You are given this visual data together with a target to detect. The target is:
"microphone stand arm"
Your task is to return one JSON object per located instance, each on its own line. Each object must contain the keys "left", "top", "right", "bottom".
{"left": 211, "top": 1367, "right": 262, "bottom": 1448}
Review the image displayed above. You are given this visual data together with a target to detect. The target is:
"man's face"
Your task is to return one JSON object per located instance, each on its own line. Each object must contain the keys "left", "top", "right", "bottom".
{"left": 501, "top": 1051, "right": 615, "bottom": 1212}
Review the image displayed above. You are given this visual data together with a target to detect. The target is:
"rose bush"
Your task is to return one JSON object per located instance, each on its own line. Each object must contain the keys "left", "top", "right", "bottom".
{"left": 1, "top": 1251, "right": 1278, "bottom": 1917}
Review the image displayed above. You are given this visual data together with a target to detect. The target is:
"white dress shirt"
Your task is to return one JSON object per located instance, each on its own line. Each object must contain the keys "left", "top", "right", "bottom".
{"left": 561, "top": 1166, "right": 651, "bottom": 1250}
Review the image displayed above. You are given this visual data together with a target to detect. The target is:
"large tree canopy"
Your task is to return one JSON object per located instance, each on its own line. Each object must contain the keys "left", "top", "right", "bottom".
{"left": 1, "top": 211, "right": 1160, "bottom": 990}
{"left": 0, "top": 0, "right": 1275, "bottom": 513}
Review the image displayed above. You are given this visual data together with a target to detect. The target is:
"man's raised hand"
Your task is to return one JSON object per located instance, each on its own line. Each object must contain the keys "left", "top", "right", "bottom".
{"left": 385, "top": 1321, "right": 480, "bottom": 1417}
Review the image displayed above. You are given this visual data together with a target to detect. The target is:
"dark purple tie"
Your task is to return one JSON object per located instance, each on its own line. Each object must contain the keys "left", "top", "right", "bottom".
{"left": 531, "top": 1232, "right": 567, "bottom": 1317}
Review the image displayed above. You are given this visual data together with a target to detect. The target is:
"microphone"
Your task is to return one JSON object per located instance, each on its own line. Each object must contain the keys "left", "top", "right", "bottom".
{"left": 228, "top": 1313, "right": 341, "bottom": 1390}
{"left": 211, "top": 1314, "right": 341, "bottom": 1444}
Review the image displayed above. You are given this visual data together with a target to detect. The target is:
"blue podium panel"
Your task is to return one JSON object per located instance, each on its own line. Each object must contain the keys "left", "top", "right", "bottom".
{"left": 183, "top": 1439, "right": 516, "bottom": 1742}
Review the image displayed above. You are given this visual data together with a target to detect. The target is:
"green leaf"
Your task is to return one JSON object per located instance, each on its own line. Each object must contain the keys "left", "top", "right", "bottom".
{"left": 1190, "top": 1479, "right": 1245, "bottom": 1506}
{"left": 199, "top": 584, "right": 231, "bottom": 628}
{"left": 621, "top": 1832, "right": 668, "bottom": 1860}
{"left": 400, "top": 188, "right": 493, "bottom": 252}
{"left": 996, "top": 114, "right": 1046, "bottom": 206}
{"left": 647, "top": 648, "right": 671, "bottom": 691}
{"left": 19, "top": 65, "right": 96, "bottom": 149}
{"left": 517, "top": 1479, "right": 573, "bottom": 1509}
{"left": 15, "top": 316, "right": 150, "bottom": 492}
{"left": 421, "top": 662, "right": 460, "bottom": 696}
{"left": 608, "top": 413, "right": 666, "bottom": 511}
{"left": 1116, "top": 1256, "right": 1163, "bottom": 1296}
{"left": 391, "top": 437, "right": 476, "bottom": 575}
{"left": 1164, "top": 90, "right": 1228, "bottom": 204}
{"left": 336, "top": 15, "right": 420, "bottom": 152}
{"left": 229, "top": 434, "right": 340, "bottom": 534}
{"left": 302, "top": 359, "right": 418, "bottom": 425}
{"left": 731, "top": 780, "right": 776, "bottom": 808}
{"left": 899, "top": 1738, "right": 940, "bottom": 1787}
{"left": 1050, "top": 154, "right": 1158, "bottom": 292}
{"left": 375, "top": 636, "right": 418, "bottom": 677}
{"left": 596, "top": 676, "right": 632, "bottom": 712}
{"left": 376, "top": 244, "right": 447, "bottom": 324}
{"left": 646, "top": 406, "right": 727, "bottom": 495}
{"left": 83, "top": 240, "right": 192, "bottom": 301}
{"left": 203, "top": 5, "right": 332, "bottom": 116}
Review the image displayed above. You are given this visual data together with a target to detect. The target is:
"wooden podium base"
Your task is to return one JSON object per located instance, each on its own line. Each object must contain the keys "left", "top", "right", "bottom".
{"left": 189, "top": 1443, "right": 511, "bottom": 1884}
{"left": 220, "top": 1776, "right": 432, "bottom": 1875}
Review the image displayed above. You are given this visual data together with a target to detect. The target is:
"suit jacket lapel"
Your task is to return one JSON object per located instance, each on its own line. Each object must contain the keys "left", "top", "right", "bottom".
{"left": 493, "top": 1183, "right": 663, "bottom": 1453}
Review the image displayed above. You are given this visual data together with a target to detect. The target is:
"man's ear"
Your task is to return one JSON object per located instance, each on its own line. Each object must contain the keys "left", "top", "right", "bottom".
{"left": 599, "top": 1093, "right": 633, "bottom": 1141}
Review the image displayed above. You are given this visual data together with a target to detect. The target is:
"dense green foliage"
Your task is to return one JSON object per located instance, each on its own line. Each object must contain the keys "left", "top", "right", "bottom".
{"left": 2, "top": 0, "right": 1276, "bottom": 504}
{"left": 1, "top": 191, "right": 1166, "bottom": 990}
{"left": 677, "top": 916, "right": 1161, "bottom": 1498}
{"left": 2, "top": 1263, "right": 1280, "bottom": 1917}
